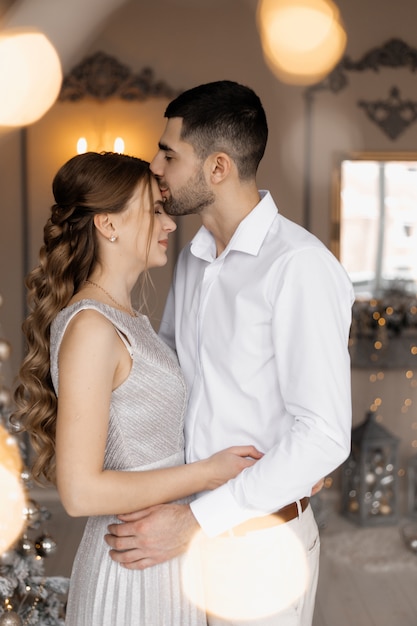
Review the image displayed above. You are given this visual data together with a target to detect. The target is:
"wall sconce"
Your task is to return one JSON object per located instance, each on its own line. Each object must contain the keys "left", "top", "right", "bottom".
{"left": 256, "top": 0, "right": 346, "bottom": 85}
{"left": 76, "top": 136, "right": 125, "bottom": 154}
{"left": 0, "top": 29, "right": 62, "bottom": 126}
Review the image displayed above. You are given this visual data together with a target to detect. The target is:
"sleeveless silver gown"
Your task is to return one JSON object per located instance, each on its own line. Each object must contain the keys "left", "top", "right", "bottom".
{"left": 50, "top": 300, "right": 207, "bottom": 626}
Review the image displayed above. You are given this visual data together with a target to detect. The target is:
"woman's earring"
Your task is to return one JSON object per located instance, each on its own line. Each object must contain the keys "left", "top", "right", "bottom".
{"left": 109, "top": 234, "right": 117, "bottom": 242}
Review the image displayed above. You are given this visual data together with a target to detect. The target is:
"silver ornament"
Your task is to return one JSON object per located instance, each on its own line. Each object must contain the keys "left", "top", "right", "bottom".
{"left": 19, "top": 536, "right": 36, "bottom": 556}
{"left": 23, "top": 500, "right": 41, "bottom": 527}
{"left": 20, "top": 468, "right": 31, "bottom": 484}
{"left": 365, "top": 472, "right": 376, "bottom": 486}
{"left": 0, "top": 612, "right": 23, "bottom": 626}
{"left": 35, "top": 534, "right": 57, "bottom": 557}
{"left": 380, "top": 503, "right": 392, "bottom": 515}
{"left": 0, "top": 550, "right": 15, "bottom": 565}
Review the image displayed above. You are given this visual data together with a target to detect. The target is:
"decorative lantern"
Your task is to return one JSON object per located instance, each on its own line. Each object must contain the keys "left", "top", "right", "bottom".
{"left": 341, "top": 410, "right": 399, "bottom": 526}
{"left": 407, "top": 454, "right": 417, "bottom": 519}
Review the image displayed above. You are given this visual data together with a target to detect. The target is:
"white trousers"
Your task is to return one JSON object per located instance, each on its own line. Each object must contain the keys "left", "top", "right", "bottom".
{"left": 204, "top": 503, "right": 320, "bottom": 626}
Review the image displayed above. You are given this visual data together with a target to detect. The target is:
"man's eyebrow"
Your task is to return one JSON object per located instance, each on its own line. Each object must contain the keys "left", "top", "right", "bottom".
{"left": 158, "top": 141, "right": 175, "bottom": 153}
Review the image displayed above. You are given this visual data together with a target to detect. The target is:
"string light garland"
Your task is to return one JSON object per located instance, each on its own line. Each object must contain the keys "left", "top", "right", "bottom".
{"left": 350, "top": 294, "right": 417, "bottom": 369}
{"left": 1, "top": 579, "right": 45, "bottom": 626}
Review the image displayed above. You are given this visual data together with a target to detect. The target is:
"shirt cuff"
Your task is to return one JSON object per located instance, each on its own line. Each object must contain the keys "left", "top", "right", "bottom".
{"left": 190, "top": 483, "right": 267, "bottom": 537}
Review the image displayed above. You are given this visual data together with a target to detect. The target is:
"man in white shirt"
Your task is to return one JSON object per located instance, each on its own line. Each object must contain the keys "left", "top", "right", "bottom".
{"left": 106, "top": 80, "right": 354, "bottom": 625}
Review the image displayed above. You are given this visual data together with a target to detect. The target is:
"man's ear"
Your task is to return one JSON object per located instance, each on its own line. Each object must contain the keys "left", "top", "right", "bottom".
{"left": 208, "top": 152, "right": 232, "bottom": 184}
{"left": 93, "top": 213, "right": 116, "bottom": 240}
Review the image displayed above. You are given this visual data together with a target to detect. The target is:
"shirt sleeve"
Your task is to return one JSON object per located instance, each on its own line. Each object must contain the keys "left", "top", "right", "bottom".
{"left": 191, "top": 246, "right": 354, "bottom": 537}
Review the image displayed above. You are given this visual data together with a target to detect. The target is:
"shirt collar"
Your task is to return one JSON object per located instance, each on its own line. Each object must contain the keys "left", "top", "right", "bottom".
{"left": 190, "top": 191, "right": 278, "bottom": 261}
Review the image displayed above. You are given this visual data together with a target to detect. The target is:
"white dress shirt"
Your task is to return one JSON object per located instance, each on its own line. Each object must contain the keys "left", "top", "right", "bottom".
{"left": 159, "top": 191, "right": 354, "bottom": 537}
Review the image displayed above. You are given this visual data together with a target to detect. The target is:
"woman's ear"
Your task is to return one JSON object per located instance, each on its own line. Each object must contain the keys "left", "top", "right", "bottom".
{"left": 93, "top": 214, "right": 117, "bottom": 242}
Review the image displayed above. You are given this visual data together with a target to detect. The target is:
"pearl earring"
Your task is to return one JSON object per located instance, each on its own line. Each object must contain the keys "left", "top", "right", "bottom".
{"left": 109, "top": 234, "right": 117, "bottom": 242}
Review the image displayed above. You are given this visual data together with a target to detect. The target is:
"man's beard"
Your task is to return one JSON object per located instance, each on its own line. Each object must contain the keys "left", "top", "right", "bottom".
{"left": 163, "top": 168, "right": 215, "bottom": 217}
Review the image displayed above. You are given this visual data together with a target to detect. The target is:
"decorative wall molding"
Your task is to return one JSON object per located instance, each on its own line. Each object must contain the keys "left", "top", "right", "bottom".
{"left": 302, "top": 38, "right": 417, "bottom": 230}
{"left": 59, "top": 51, "right": 181, "bottom": 102}
{"left": 305, "top": 38, "right": 417, "bottom": 141}
{"left": 358, "top": 86, "right": 417, "bottom": 140}
{"left": 307, "top": 38, "right": 417, "bottom": 97}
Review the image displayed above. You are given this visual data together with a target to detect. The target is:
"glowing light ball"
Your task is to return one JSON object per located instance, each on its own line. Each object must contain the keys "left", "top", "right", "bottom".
{"left": 0, "top": 425, "right": 26, "bottom": 554}
{"left": 182, "top": 520, "right": 309, "bottom": 620}
{"left": 0, "top": 29, "right": 62, "bottom": 127}
{"left": 257, "top": 0, "right": 347, "bottom": 85}
{"left": 0, "top": 465, "right": 26, "bottom": 554}
{"left": 0, "top": 423, "right": 22, "bottom": 475}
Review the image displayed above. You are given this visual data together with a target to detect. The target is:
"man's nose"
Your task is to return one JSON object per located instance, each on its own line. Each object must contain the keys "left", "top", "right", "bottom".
{"left": 150, "top": 152, "right": 162, "bottom": 176}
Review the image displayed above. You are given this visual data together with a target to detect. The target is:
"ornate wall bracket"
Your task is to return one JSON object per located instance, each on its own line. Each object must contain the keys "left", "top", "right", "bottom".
{"left": 302, "top": 38, "right": 417, "bottom": 230}
{"left": 358, "top": 86, "right": 417, "bottom": 140}
{"left": 59, "top": 51, "right": 181, "bottom": 102}
{"left": 305, "top": 38, "right": 417, "bottom": 140}
{"left": 306, "top": 38, "right": 417, "bottom": 97}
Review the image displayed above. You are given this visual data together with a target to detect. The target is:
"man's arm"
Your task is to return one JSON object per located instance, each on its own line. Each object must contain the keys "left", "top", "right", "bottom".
{"left": 105, "top": 478, "right": 326, "bottom": 568}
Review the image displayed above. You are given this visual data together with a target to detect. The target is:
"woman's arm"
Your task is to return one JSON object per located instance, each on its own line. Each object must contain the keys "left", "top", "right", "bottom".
{"left": 55, "top": 310, "right": 261, "bottom": 517}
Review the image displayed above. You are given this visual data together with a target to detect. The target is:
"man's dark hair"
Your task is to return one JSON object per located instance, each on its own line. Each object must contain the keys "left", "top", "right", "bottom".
{"left": 165, "top": 80, "right": 268, "bottom": 180}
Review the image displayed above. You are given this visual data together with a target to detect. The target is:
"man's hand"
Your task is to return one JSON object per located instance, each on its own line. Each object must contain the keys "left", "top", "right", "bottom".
{"left": 104, "top": 503, "right": 199, "bottom": 570}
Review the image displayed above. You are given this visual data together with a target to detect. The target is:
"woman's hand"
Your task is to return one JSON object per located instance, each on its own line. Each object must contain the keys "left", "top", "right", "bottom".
{"left": 202, "top": 445, "right": 263, "bottom": 490}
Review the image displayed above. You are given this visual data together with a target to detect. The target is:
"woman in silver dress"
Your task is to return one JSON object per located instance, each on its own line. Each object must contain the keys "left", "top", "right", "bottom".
{"left": 12, "top": 152, "right": 262, "bottom": 625}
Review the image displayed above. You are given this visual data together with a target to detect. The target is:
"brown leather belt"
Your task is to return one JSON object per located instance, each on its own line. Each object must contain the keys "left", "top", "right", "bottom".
{"left": 223, "top": 497, "right": 310, "bottom": 537}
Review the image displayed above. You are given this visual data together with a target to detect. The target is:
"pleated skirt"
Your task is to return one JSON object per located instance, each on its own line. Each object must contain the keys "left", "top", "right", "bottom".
{"left": 65, "top": 514, "right": 207, "bottom": 626}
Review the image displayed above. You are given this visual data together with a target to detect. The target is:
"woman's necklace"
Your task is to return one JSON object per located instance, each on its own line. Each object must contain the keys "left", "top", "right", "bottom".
{"left": 84, "top": 279, "right": 137, "bottom": 317}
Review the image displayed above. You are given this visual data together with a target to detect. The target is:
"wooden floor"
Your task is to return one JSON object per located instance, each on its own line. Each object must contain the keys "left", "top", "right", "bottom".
{"left": 33, "top": 488, "right": 417, "bottom": 626}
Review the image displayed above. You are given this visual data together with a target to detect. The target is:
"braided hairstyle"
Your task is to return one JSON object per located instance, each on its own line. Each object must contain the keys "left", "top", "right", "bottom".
{"left": 12, "top": 152, "right": 154, "bottom": 485}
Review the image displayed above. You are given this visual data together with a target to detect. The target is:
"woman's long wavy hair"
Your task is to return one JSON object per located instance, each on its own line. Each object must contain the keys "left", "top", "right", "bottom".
{"left": 12, "top": 152, "right": 154, "bottom": 485}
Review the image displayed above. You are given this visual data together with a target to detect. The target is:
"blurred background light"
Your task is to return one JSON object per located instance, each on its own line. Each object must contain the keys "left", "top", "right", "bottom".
{"left": 0, "top": 29, "right": 62, "bottom": 127}
{"left": 0, "top": 423, "right": 26, "bottom": 554}
{"left": 76, "top": 135, "right": 125, "bottom": 154}
{"left": 257, "top": 0, "right": 347, "bottom": 85}
{"left": 182, "top": 522, "right": 309, "bottom": 621}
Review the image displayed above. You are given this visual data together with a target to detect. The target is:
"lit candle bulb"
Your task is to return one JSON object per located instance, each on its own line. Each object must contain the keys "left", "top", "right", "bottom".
{"left": 77, "top": 137, "right": 88, "bottom": 154}
{"left": 114, "top": 137, "right": 125, "bottom": 153}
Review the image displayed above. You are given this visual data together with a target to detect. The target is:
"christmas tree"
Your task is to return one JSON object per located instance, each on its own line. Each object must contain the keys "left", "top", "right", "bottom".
{"left": 0, "top": 294, "right": 69, "bottom": 626}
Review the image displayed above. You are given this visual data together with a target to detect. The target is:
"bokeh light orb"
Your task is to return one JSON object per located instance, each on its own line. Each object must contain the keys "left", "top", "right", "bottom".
{"left": 0, "top": 29, "right": 62, "bottom": 127}
{"left": 0, "top": 423, "right": 22, "bottom": 475}
{"left": 0, "top": 465, "right": 26, "bottom": 554}
{"left": 182, "top": 520, "right": 309, "bottom": 620}
{"left": 257, "top": 0, "right": 347, "bottom": 85}
{"left": 0, "top": 423, "right": 26, "bottom": 554}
